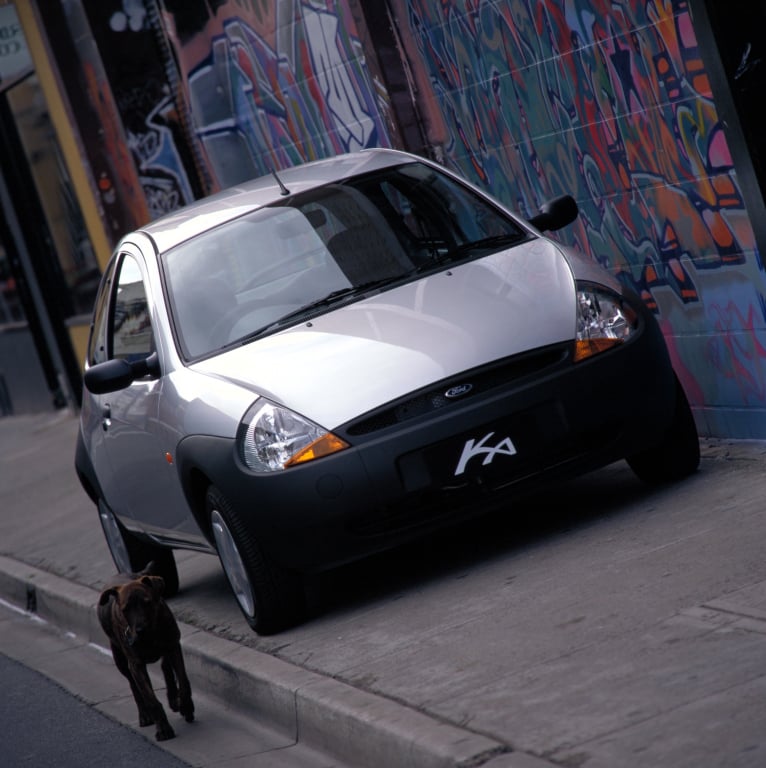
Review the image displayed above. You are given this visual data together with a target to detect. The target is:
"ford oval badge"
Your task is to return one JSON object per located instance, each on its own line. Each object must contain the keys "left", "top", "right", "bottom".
{"left": 445, "top": 383, "right": 473, "bottom": 399}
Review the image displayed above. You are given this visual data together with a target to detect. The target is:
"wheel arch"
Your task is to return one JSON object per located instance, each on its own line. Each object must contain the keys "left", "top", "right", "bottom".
{"left": 176, "top": 433, "right": 241, "bottom": 546}
{"left": 184, "top": 465, "right": 215, "bottom": 541}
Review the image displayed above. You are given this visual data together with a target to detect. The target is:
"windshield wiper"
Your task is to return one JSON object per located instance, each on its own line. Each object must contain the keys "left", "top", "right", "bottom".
{"left": 288, "top": 277, "right": 399, "bottom": 317}
{"left": 237, "top": 278, "right": 396, "bottom": 344}
{"left": 406, "top": 232, "right": 528, "bottom": 277}
{"left": 446, "top": 232, "right": 528, "bottom": 259}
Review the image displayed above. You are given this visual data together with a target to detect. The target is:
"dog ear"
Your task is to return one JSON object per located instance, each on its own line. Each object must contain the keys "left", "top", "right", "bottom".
{"left": 140, "top": 574, "right": 165, "bottom": 597}
{"left": 98, "top": 587, "right": 119, "bottom": 607}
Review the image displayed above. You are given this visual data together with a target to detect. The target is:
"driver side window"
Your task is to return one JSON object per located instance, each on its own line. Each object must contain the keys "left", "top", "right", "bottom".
{"left": 111, "top": 254, "right": 155, "bottom": 362}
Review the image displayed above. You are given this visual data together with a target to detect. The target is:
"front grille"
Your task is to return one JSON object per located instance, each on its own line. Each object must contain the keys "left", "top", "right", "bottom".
{"left": 346, "top": 419, "right": 617, "bottom": 538}
{"left": 344, "top": 343, "right": 569, "bottom": 437}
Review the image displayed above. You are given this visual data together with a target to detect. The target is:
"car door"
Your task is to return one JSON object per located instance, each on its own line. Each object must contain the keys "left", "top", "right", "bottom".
{"left": 80, "top": 256, "right": 125, "bottom": 512}
{"left": 97, "top": 249, "right": 204, "bottom": 545}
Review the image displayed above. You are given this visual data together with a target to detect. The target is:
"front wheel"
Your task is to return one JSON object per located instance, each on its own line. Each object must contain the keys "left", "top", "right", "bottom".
{"left": 206, "top": 486, "right": 306, "bottom": 634}
{"left": 98, "top": 499, "right": 179, "bottom": 596}
{"left": 627, "top": 375, "right": 700, "bottom": 485}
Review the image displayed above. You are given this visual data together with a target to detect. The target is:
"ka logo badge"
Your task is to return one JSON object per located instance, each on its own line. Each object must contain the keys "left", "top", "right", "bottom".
{"left": 454, "top": 431, "right": 517, "bottom": 476}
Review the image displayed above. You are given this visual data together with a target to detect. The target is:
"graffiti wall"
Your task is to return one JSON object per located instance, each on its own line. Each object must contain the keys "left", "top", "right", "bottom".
{"left": 60, "top": 0, "right": 766, "bottom": 435}
{"left": 82, "top": 0, "right": 199, "bottom": 221}
{"left": 161, "top": 0, "right": 393, "bottom": 189}
{"left": 393, "top": 0, "right": 766, "bottom": 437}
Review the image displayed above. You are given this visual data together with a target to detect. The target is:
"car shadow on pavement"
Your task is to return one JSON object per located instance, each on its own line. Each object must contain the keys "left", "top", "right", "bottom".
{"left": 304, "top": 460, "right": 662, "bottom": 622}
{"left": 166, "top": 459, "right": 683, "bottom": 638}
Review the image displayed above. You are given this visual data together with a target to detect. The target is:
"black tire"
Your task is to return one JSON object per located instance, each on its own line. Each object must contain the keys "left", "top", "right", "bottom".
{"left": 206, "top": 485, "right": 306, "bottom": 634}
{"left": 627, "top": 375, "right": 700, "bottom": 485}
{"left": 97, "top": 498, "right": 179, "bottom": 597}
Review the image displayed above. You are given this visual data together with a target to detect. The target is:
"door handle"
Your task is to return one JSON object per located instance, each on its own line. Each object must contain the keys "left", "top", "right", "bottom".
{"left": 102, "top": 403, "right": 112, "bottom": 431}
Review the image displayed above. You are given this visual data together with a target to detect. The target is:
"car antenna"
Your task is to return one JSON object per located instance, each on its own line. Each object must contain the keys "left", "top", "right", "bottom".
{"left": 272, "top": 167, "right": 290, "bottom": 196}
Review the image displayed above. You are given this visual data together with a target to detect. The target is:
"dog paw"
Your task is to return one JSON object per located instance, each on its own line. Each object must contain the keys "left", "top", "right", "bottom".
{"left": 180, "top": 700, "right": 195, "bottom": 722}
{"left": 155, "top": 724, "right": 176, "bottom": 741}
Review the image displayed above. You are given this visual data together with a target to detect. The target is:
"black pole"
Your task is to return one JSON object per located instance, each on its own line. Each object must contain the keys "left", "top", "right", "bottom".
{"left": 0, "top": 86, "right": 82, "bottom": 406}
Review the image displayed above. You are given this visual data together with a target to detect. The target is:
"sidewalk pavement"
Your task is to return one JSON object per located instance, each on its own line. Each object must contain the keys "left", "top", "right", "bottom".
{"left": 0, "top": 410, "right": 543, "bottom": 768}
{"left": 2, "top": 410, "right": 766, "bottom": 767}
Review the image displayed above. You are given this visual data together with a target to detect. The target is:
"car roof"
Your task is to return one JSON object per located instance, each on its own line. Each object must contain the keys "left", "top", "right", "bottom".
{"left": 136, "top": 148, "right": 421, "bottom": 254}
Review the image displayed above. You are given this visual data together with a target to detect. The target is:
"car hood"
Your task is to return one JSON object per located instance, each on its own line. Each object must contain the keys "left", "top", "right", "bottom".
{"left": 192, "top": 238, "right": 577, "bottom": 429}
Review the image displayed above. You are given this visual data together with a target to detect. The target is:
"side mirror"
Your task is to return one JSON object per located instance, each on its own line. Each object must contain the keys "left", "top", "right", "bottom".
{"left": 528, "top": 195, "right": 579, "bottom": 232}
{"left": 84, "top": 352, "right": 160, "bottom": 395}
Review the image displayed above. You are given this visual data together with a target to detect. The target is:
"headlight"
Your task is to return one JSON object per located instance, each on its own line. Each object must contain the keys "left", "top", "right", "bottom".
{"left": 574, "top": 283, "right": 638, "bottom": 362}
{"left": 238, "top": 400, "right": 349, "bottom": 472}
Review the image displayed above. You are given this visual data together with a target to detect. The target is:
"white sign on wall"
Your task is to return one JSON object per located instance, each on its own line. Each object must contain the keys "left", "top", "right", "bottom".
{"left": 0, "top": 4, "right": 32, "bottom": 87}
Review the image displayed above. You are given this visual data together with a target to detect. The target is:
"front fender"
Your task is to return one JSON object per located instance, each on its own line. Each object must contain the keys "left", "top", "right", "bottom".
{"left": 175, "top": 433, "right": 240, "bottom": 542}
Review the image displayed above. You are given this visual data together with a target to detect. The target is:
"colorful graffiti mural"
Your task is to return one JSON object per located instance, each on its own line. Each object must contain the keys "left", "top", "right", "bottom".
{"left": 83, "top": 0, "right": 197, "bottom": 221}
{"left": 394, "top": 0, "right": 766, "bottom": 436}
{"left": 59, "top": 0, "right": 766, "bottom": 434}
{"left": 163, "top": 0, "right": 392, "bottom": 188}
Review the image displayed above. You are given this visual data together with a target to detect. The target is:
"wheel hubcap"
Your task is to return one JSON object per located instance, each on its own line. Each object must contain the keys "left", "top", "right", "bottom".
{"left": 211, "top": 509, "right": 256, "bottom": 618}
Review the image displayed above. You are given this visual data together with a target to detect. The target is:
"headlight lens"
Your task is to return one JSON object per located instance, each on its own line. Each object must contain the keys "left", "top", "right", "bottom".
{"left": 574, "top": 283, "right": 638, "bottom": 362}
{"left": 238, "top": 400, "right": 349, "bottom": 472}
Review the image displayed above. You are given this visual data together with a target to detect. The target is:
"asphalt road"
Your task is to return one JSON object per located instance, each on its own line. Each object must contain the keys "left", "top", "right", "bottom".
{"left": 0, "top": 595, "right": 341, "bottom": 768}
{"left": 2, "top": 410, "right": 766, "bottom": 767}
{"left": 0, "top": 650, "right": 191, "bottom": 768}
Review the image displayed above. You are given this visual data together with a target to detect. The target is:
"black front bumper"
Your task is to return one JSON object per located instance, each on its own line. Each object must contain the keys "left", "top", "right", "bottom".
{"left": 177, "top": 303, "right": 678, "bottom": 573}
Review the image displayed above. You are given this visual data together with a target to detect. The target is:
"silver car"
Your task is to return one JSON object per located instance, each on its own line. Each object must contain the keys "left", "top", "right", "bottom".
{"left": 75, "top": 148, "right": 699, "bottom": 634}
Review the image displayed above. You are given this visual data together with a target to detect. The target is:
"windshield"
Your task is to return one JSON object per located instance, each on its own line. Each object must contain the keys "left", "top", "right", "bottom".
{"left": 163, "top": 161, "right": 526, "bottom": 359}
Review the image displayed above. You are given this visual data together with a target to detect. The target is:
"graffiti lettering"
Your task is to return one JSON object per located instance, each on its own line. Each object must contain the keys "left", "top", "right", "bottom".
{"left": 0, "top": 22, "right": 21, "bottom": 41}
{"left": 186, "top": 10, "right": 389, "bottom": 186}
{"left": 398, "top": 0, "right": 762, "bottom": 435}
{"left": 0, "top": 41, "right": 21, "bottom": 57}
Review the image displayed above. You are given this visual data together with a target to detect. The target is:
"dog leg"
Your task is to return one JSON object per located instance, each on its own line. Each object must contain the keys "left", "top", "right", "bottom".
{"left": 127, "top": 660, "right": 175, "bottom": 741}
{"left": 163, "top": 647, "right": 195, "bottom": 723}
{"left": 132, "top": 680, "right": 156, "bottom": 728}
{"left": 110, "top": 642, "right": 155, "bottom": 726}
{"left": 161, "top": 655, "right": 180, "bottom": 712}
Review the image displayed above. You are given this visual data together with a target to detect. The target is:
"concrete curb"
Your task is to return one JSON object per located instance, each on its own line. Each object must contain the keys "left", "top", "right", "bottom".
{"left": 0, "top": 554, "right": 516, "bottom": 768}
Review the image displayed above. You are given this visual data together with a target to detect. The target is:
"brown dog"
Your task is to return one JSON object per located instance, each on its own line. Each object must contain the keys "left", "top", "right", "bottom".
{"left": 97, "top": 564, "right": 194, "bottom": 741}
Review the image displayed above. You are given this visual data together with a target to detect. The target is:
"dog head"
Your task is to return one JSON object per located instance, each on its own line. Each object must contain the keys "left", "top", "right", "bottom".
{"left": 99, "top": 575, "right": 165, "bottom": 646}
